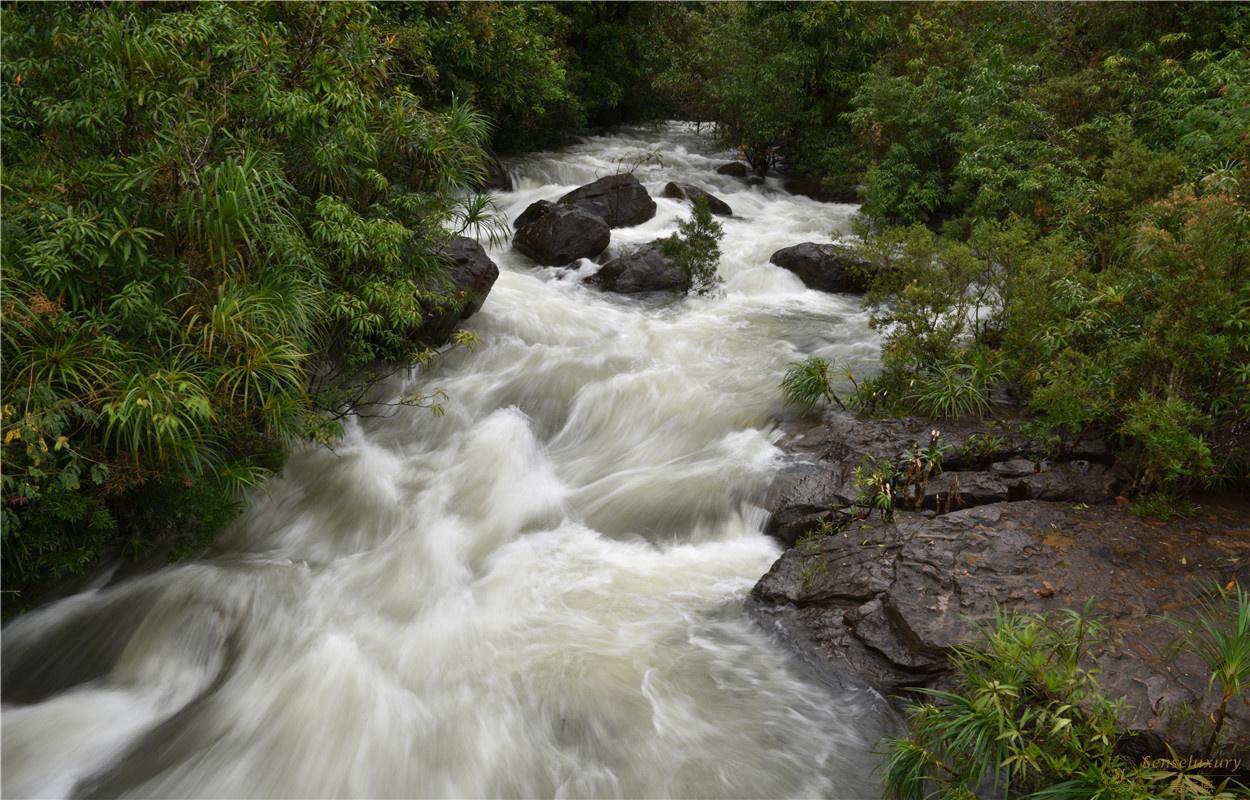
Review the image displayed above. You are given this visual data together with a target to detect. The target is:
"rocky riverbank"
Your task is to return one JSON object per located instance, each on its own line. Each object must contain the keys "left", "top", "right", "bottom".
{"left": 751, "top": 412, "right": 1250, "bottom": 759}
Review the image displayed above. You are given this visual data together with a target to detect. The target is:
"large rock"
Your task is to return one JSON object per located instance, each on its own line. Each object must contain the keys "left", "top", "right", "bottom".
{"left": 514, "top": 205, "right": 610, "bottom": 266}
{"left": 513, "top": 199, "right": 553, "bottom": 230}
{"left": 583, "top": 240, "right": 689, "bottom": 294}
{"left": 769, "top": 242, "right": 873, "bottom": 294}
{"left": 661, "top": 182, "right": 732, "bottom": 216}
{"left": 717, "top": 162, "right": 749, "bottom": 178}
{"left": 416, "top": 237, "right": 499, "bottom": 345}
{"left": 558, "top": 174, "right": 657, "bottom": 228}
{"left": 762, "top": 413, "right": 1125, "bottom": 546}
{"left": 750, "top": 500, "right": 1250, "bottom": 757}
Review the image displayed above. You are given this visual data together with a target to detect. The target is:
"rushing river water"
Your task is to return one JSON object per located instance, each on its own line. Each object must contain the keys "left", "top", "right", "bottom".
{"left": 3, "top": 123, "right": 892, "bottom": 799}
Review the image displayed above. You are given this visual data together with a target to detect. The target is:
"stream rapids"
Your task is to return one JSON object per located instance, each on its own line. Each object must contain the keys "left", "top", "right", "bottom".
{"left": 3, "top": 123, "right": 894, "bottom": 799}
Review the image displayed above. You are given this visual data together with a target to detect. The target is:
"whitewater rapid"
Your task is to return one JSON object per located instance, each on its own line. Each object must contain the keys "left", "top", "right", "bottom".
{"left": 2, "top": 123, "right": 891, "bottom": 799}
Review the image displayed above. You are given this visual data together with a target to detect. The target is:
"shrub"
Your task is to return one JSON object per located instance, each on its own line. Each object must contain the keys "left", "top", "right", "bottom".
{"left": 662, "top": 195, "right": 724, "bottom": 295}
{"left": 884, "top": 606, "right": 1247, "bottom": 799}
{"left": 0, "top": 3, "right": 495, "bottom": 605}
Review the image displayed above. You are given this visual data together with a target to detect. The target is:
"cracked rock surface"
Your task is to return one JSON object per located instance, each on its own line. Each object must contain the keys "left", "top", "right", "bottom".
{"left": 752, "top": 413, "right": 1250, "bottom": 757}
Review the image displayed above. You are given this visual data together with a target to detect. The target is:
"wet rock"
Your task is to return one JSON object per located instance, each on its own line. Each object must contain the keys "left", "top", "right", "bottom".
{"left": 768, "top": 242, "right": 873, "bottom": 294}
{"left": 922, "top": 471, "right": 1009, "bottom": 511}
{"left": 661, "top": 182, "right": 732, "bottom": 216}
{"left": 716, "top": 162, "right": 748, "bottom": 178}
{"left": 559, "top": 173, "right": 657, "bottom": 228}
{"left": 513, "top": 199, "right": 553, "bottom": 230}
{"left": 416, "top": 237, "right": 500, "bottom": 345}
{"left": 1009, "top": 461, "right": 1129, "bottom": 504}
{"left": 583, "top": 240, "right": 688, "bottom": 294}
{"left": 514, "top": 205, "right": 610, "bottom": 266}
{"left": 991, "top": 458, "right": 1038, "bottom": 478}
{"left": 751, "top": 498, "right": 1250, "bottom": 757}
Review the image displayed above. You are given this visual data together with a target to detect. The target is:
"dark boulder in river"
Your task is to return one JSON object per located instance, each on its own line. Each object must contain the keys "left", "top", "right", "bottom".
{"left": 584, "top": 240, "right": 688, "bottom": 294}
{"left": 559, "top": 174, "right": 657, "bottom": 228}
{"left": 513, "top": 199, "right": 553, "bottom": 230}
{"left": 418, "top": 236, "right": 500, "bottom": 345}
{"left": 716, "top": 162, "right": 748, "bottom": 178}
{"left": 661, "top": 182, "right": 732, "bottom": 216}
{"left": 514, "top": 204, "right": 610, "bottom": 266}
{"left": 769, "top": 242, "right": 872, "bottom": 294}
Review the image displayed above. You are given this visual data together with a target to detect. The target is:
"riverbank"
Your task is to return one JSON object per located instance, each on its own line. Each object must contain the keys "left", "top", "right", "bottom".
{"left": 751, "top": 411, "right": 1250, "bottom": 762}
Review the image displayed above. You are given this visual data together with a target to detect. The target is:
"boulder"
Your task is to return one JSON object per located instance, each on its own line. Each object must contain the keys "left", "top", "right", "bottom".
{"left": 661, "top": 182, "right": 732, "bottom": 216}
{"left": 513, "top": 205, "right": 610, "bottom": 266}
{"left": 583, "top": 240, "right": 689, "bottom": 294}
{"left": 416, "top": 237, "right": 499, "bottom": 345}
{"left": 769, "top": 242, "right": 873, "bottom": 294}
{"left": 558, "top": 174, "right": 657, "bottom": 228}
{"left": 513, "top": 199, "right": 553, "bottom": 230}
{"left": 763, "top": 413, "right": 1122, "bottom": 545}
{"left": 717, "top": 162, "right": 749, "bottom": 178}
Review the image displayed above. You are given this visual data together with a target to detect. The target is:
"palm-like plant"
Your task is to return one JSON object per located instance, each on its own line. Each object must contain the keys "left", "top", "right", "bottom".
{"left": 1166, "top": 581, "right": 1250, "bottom": 757}
{"left": 781, "top": 355, "right": 847, "bottom": 411}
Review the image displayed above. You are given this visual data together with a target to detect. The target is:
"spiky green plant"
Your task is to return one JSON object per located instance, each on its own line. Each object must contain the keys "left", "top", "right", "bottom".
{"left": 781, "top": 356, "right": 849, "bottom": 412}
{"left": 884, "top": 605, "right": 1248, "bottom": 799}
{"left": 906, "top": 362, "right": 999, "bottom": 419}
{"left": 1166, "top": 581, "right": 1250, "bottom": 757}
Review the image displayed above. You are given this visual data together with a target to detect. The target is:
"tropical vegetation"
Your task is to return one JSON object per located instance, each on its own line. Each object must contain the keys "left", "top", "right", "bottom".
{"left": 2, "top": 0, "right": 1246, "bottom": 614}
{"left": 884, "top": 592, "right": 1249, "bottom": 799}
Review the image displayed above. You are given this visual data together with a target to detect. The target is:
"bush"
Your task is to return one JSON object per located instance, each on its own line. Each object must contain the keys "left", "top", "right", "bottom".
{"left": 0, "top": 3, "right": 495, "bottom": 605}
{"left": 885, "top": 606, "right": 1248, "bottom": 799}
{"left": 661, "top": 195, "right": 724, "bottom": 295}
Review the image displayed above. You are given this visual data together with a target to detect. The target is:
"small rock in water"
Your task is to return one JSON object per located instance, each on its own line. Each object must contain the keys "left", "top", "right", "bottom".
{"left": 661, "top": 182, "right": 732, "bottom": 216}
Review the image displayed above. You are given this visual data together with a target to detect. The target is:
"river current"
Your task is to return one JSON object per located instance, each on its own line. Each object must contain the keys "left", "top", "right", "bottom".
{"left": 3, "top": 123, "right": 891, "bottom": 799}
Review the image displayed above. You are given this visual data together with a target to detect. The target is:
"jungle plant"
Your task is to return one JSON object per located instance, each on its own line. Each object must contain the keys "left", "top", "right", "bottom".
{"left": 960, "top": 432, "right": 1008, "bottom": 468}
{"left": 662, "top": 195, "right": 724, "bottom": 295}
{"left": 883, "top": 606, "right": 1247, "bottom": 799}
{"left": 851, "top": 457, "right": 897, "bottom": 522}
{"left": 1165, "top": 581, "right": 1250, "bottom": 758}
{"left": 781, "top": 356, "right": 848, "bottom": 412}
{"left": 0, "top": 2, "right": 497, "bottom": 605}
{"left": 900, "top": 429, "right": 946, "bottom": 510}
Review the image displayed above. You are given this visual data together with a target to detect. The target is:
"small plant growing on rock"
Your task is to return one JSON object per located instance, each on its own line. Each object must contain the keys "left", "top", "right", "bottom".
{"left": 1165, "top": 581, "right": 1250, "bottom": 758}
{"left": 901, "top": 429, "right": 946, "bottom": 509}
{"left": 852, "top": 457, "right": 897, "bottom": 521}
{"left": 781, "top": 356, "right": 848, "bottom": 412}
{"left": 960, "top": 432, "right": 1007, "bottom": 467}
{"left": 661, "top": 195, "right": 723, "bottom": 295}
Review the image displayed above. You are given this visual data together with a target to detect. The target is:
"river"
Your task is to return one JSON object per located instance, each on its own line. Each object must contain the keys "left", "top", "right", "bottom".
{"left": 2, "top": 123, "right": 892, "bottom": 799}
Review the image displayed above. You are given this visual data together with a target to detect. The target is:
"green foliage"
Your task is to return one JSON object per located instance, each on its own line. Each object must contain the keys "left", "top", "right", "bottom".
{"left": 781, "top": 356, "right": 842, "bottom": 412}
{"left": 658, "top": 4, "right": 898, "bottom": 184}
{"left": 960, "top": 433, "right": 1008, "bottom": 467}
{"left": 1133, "top": 492, "right": 1200, "bottom": 522}
{"left": 884, "top": 607, "right": 1247, "bottom": 799}
{"left": 851, "top": 457, "right": 897, "bottom": 521}
{"left": 0, "top": 2, "right": 495, "bottom": 605}
{"left": 661, "top": 195, "right": 724, "bottom": 296}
